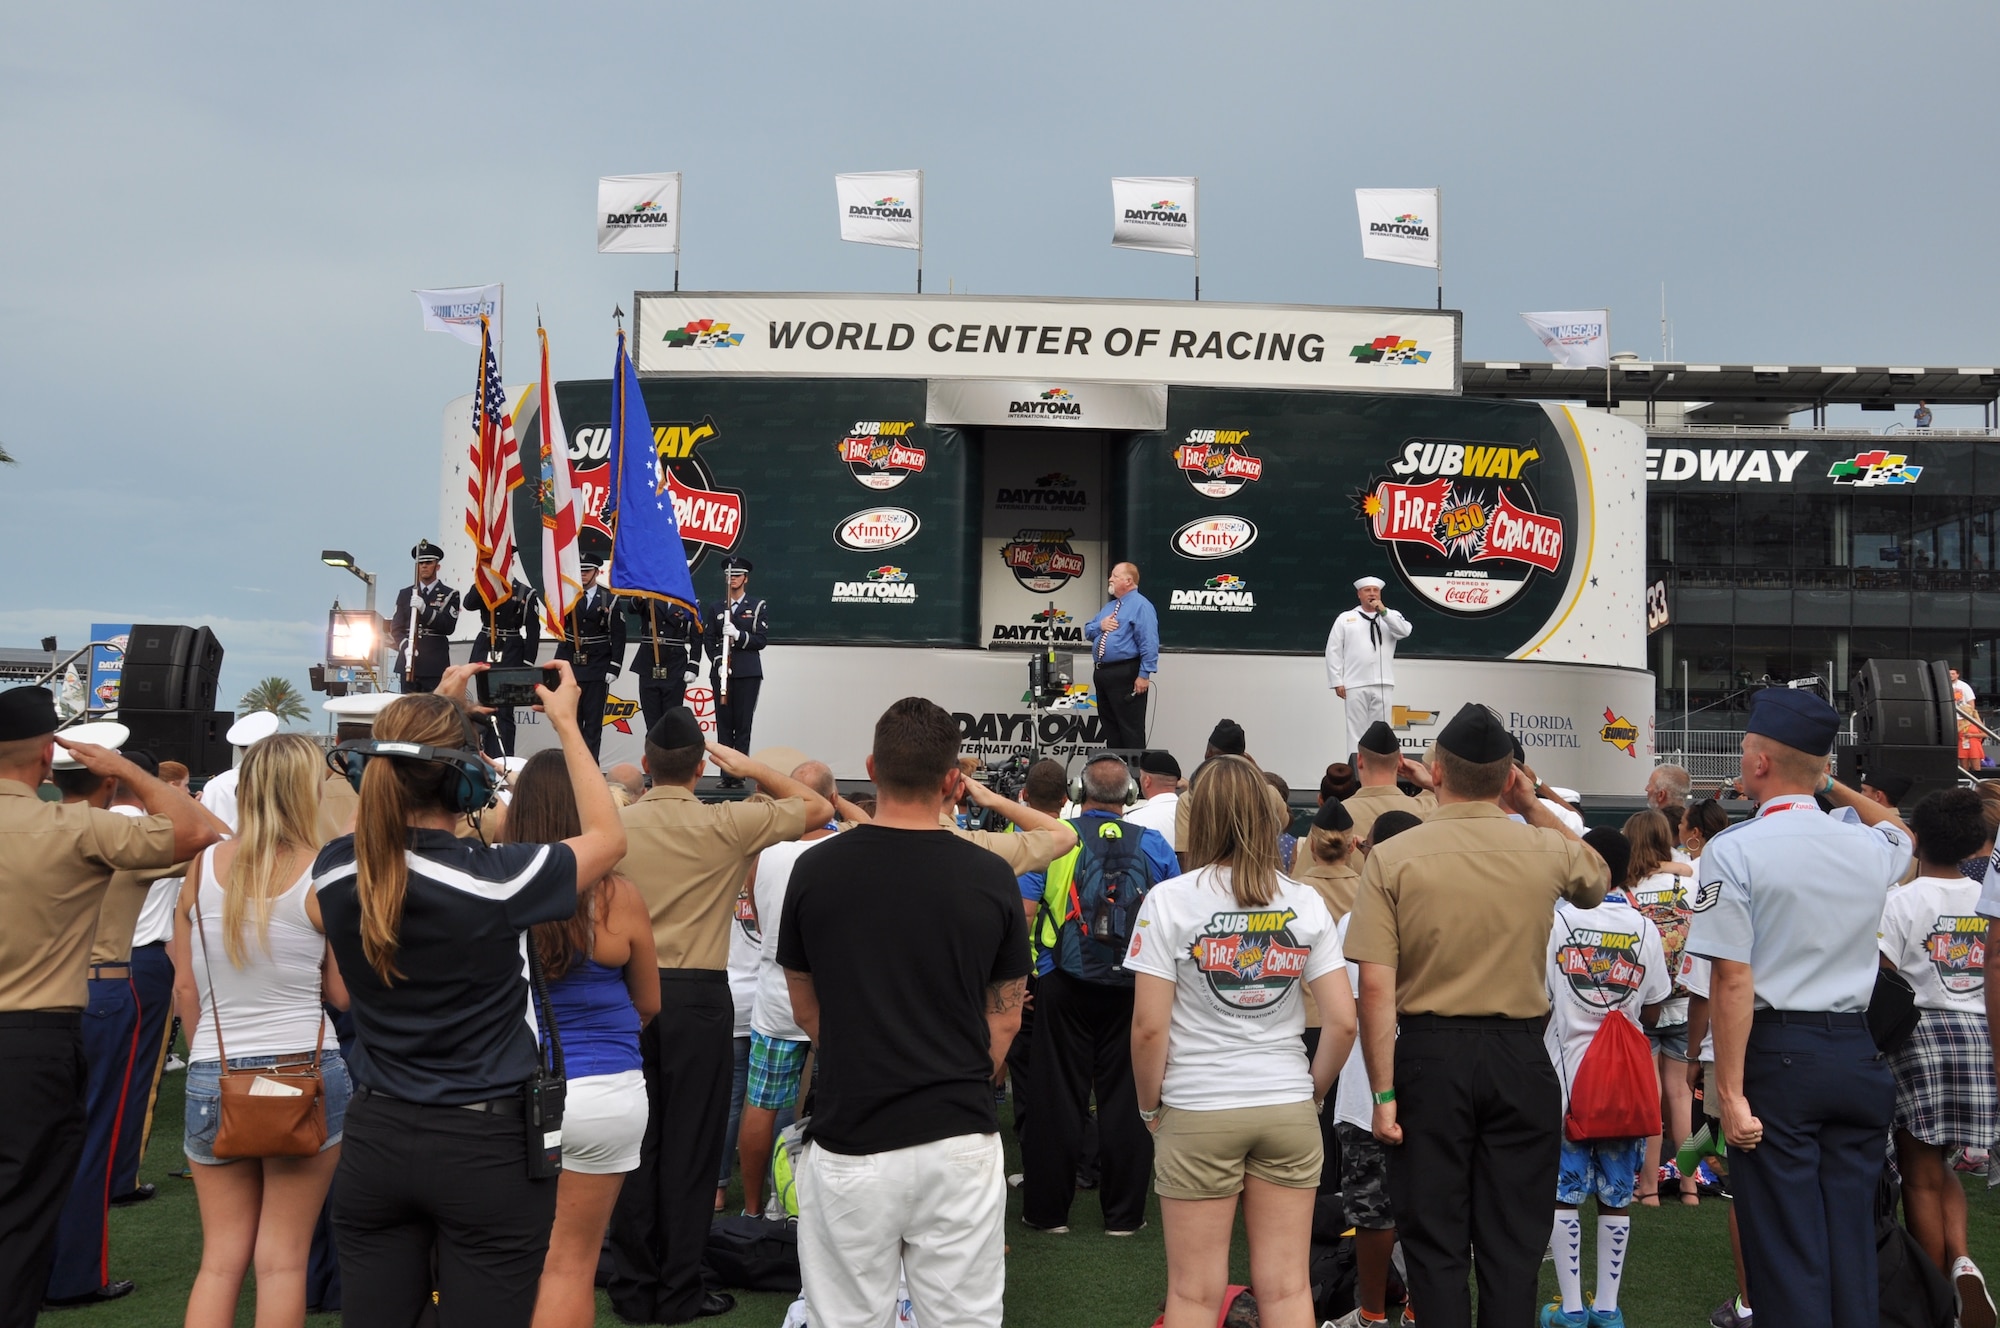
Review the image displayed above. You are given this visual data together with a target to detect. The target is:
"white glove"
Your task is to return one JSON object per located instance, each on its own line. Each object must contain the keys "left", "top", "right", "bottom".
{"left": 734, "top": 627, "right": 750, "bottom": 647}
{"left": 683, "top": 662, "right": 701, "bottom": 685}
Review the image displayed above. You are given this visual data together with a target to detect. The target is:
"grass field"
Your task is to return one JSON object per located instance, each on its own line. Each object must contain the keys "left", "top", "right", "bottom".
{"left": 80, "top": 1069, "right": 2000, "bottom": 1326}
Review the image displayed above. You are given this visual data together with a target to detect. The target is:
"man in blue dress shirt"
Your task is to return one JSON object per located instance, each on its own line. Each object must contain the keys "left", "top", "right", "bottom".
{"left": 1084, "top": 563, "right": 1159, "bottom": 751}
{"left": 1686, "top": 688, "right": 1912, "bottom": 1328}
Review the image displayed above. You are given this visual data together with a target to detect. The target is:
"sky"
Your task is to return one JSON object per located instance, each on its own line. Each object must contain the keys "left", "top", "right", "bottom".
{"left": 3, "top": 1, "right": 1996, "bottom": 721}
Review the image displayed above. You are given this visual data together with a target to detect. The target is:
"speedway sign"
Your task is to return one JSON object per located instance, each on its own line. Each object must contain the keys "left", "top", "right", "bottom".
{"left": 635, "top": 293, "right": 1460, "bottom": 394}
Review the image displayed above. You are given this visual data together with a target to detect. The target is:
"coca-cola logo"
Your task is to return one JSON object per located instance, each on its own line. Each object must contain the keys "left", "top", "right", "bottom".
{"left": 834, "top": 507, "right": 920, "bottom": 552}
{"left": 1172, "top": 516, "right": 1258, "bottom": 560}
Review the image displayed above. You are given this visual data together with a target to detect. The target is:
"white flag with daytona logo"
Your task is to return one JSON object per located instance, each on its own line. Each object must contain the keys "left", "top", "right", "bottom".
{"left": 598, "top": 173, "right": 681, "bottom": 254}
{"left": 1111, "top": 176, "right": 1198, "bottom": 256}
{"left": 1355, "top": 188, "right": 1439, "bottom": 268}
{"left": 1520, "top": 310, "right": 1611, "bottom": 369}
{"left": 836, "top": 171, "right": 922, "bottom": 250}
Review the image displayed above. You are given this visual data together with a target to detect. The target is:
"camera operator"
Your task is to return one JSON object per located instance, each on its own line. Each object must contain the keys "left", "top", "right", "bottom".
{"left": 313, "top": 662, "right": 626, "bottom": 1328}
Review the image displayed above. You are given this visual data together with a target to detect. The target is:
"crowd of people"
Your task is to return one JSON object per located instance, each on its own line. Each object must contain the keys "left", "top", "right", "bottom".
{"left": 2, "top": 664, "right": 1998, "bottom": 1328}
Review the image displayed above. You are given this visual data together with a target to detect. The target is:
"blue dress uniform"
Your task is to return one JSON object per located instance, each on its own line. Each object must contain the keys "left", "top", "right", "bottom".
{"left": 628, "top": 597, "right": 702, "bottom": 741}
{"left": 1686, "top": 689, "right": 1912, "bottom": 1328}
{"left": 468, "top": 579, "right": 543, "bottom": 757}
{"left": 553, "top": 575, "right": 626, "bottom": 762}
{"left": 388, "top": 541, "right": 461, "bottom": 694}
{"left": 703, "top": 558, "right": 767, "bottom": 774}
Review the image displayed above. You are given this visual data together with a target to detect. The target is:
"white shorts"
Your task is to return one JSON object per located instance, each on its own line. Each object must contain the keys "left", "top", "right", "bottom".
{"left": 561, "top": 1069, "right": 647, "bottom": 1175}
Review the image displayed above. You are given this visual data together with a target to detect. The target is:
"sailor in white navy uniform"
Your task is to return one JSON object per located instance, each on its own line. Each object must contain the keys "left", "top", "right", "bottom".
{"left": 389, "top": 540, "right": 462, "bottom": 694}
{"left": 703, "top": 557, "right": 768, "bottom": 785}
{"left": 1325, "top": 576, "right": 1412, "bottom": 750}
{"left": 1685, "top": 687, "right": 1913, "bottom": 1328}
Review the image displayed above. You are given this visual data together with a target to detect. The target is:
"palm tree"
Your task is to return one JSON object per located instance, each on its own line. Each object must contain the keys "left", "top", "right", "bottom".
{"left": 240, "top": 676, "right": 311, "bottom": 725}
{"left": 0, "top": 440, "right": 15, "bottom": 464}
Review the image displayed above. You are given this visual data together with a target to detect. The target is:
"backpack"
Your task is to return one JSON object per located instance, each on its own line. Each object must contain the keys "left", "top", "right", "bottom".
{"left": 1878, "top": 1171, "right": 1955, "bottom": 1328}
{"left": 1039, "top": 816, "right": 1162, "bottom": 986}
{"left": 705, "top": 1215, "right": 800, "bottom": 1293}
{"left": 1557, "top": 913, "right": 1662, "bottom": 1143}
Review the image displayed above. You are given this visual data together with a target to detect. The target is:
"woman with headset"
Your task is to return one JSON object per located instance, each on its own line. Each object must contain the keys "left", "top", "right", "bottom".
{"left": 312, "top": 661, "right": 626, "bottom": 1327}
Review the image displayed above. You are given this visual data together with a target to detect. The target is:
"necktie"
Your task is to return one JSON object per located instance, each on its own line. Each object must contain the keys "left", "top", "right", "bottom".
{"left": 1098, "top": 603, "right": 1113, "bottom": 662}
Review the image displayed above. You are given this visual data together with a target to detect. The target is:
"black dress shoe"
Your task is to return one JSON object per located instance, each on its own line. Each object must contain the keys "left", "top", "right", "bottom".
{"left": 697, "top": 1291, "right": 736, "bottom": 1318}
{"left": 109, "top": 1183, "right": 157, "bottom": 1207}
{"left": 44, "top": 1280, "right": 136, "bottom": 1309}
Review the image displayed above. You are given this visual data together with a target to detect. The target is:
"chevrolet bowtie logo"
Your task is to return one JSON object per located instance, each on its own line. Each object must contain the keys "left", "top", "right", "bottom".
{"left": 1392, "top": 706, "right": 1437, "bottom": 730}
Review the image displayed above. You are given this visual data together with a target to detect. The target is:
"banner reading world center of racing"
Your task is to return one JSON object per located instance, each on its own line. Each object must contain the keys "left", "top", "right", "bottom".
{"left": 633, "top": 293, "right": 1461, "bottom": 395}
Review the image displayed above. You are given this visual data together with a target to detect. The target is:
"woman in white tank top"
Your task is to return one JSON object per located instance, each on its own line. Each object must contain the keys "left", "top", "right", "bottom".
{"left": 170, "top": 733, "right": 351, "bottom": 1328}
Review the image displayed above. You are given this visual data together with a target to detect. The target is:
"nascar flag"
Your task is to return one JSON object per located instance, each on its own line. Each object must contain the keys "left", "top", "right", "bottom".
{"left": 464, "top": 316, "right": 524, "bottom": 611}
{"left": 1355, "top": 188, "right": 1439, "bottom": 268}
{"left": 415, "top": 283, "right": 503, "bottom": 348}
{"left": 836, "top": 170, "right": 922, "bottom": 250}
{"left": 1112, "top": 176, "right": 1198, "bottom": 256}
{"left": 531, "top": 325, "right": 583, "bottom": 639}
{"left": 598, "top": 173, "right": 681, "bottom": 254}
{"left": 601, "top": 328, "right": 699, "bottom": 615}
{"left": 1520, "top": 310, "right": 1611, "bottom": 369}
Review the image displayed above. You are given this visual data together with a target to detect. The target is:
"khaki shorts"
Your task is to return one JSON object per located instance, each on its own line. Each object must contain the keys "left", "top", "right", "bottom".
{"left": 1151, "top": 1101, "right": 1323, "bottom": 1201}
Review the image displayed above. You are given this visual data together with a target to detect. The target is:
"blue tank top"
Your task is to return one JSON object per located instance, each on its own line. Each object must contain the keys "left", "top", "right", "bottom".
{"left": 546, "top": 955, "right": 642, "bottom": 1080}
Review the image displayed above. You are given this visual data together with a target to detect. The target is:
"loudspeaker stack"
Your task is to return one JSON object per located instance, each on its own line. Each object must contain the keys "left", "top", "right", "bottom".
{"left": 117, "top": 624, "right": 230, "bottom": 775}
{"left": 1842, "top": 659, "right": 1962, "bottom": 803}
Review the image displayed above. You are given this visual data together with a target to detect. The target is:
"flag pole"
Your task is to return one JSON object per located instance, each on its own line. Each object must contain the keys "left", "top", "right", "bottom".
{"left": 916, "top": 168, "right": 924, "bottom": 295}
{"left": 1434, "top": 190, "right": 1442, "bottom": 311}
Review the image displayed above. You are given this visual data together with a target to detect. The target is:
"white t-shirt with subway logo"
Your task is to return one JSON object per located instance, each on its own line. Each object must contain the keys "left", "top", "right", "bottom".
{"left": 1544, "top": 896, "right": 1671, "bottom": 1114}
{"left": 1880, "top": 874, "right": 1989, "bottom": 1014}
{"left": 1125, "top": 865, "right": 1344, "bottom": 1112}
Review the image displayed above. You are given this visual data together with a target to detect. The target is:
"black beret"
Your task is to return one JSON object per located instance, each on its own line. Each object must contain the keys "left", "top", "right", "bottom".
{"left": 1746, "top": 687, "right": 1839, "bottom": 758}
{"left": 722, "top": 556, "right": 754, "bottom": 574}
{"left": 1138, "top": 749, "right": 1181, "bottom": 779}
{"left": 1313, "top": 799, "right": 1353, "bottom": 832}
{"left": 1368, "top": 809, "right": 1424, "bottom": 844}
{"left": 411, "top": 540, "right": 444, "bottom": 562}
{"left": 1208, "top": 719, "right": 1247, "bottom": 755}
{"left": 1357, "top": 720, "right": 1399, "bottom": 757}
{"left": 0, "top": 687, "right": 59, "bottom": 742}
{"left": 1438, "top": 703, "right": 1515, "bottom": 764}
{"left": 645, "top": 707, "right": 705, "bottom": 751}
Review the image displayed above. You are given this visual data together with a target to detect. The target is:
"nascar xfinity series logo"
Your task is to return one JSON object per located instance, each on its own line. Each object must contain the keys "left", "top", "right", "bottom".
{"left": 1828, "top": 450, "right": 1923, "bottom": 487}
{"left": 831, "top": 566, "right": 917, "bottom": 604}
{"left": 834, "top": 507, "right": 920, "bottom": 552}
{"left": 838, "top": 421, "right": 927, "bottom": 490}
{"left": 1355, "top": 439, "right": 1565, "bottom": 616}
{"left": 999, "top": 529, "right": 1086, "bottom": 592}
{"left": 1350, "top": 336, "right": 1432, "bottom": 365}
{"left": 1175, "top": 429, "right": 1264, "bottom": 499}
{"left": 660, "top": 318, "right": 743, "bottom": 349}
{"left": 1169, "top": 574, "right": 1255, "bottom": 613}
{"left": 1009, "top": 388, "right": 1082, "bottom": 419}
{"left": 1172, "top": 517, "right": 1257, "bottom": 560}
{"left": 1191, "top": 908, "right": 1308, "bottom": 1013}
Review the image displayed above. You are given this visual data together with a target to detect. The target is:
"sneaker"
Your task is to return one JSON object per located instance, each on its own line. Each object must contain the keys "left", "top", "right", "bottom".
{"left": 1586, "top": 1307, "right": 1625, "bottom": 1328}
{"left": 1538, "top": 1305, "right": 1587, "bottom": 1328}
{"left": 1020, "top": 1218, "right": 1068, "bottom": 1234}
{"left": 1695, "top": 1160, "right": 1730, "bottom": 1198}
{"left": 1106, "top": 1221, "right": 1147, "bottom": 1237}
{"left": 165, "top": 1054, "right": 186, "bottom": 1072}
{"left": 1324, "top": 1311, "right": 1391, "bottom": 1328}
{"left": 1006, "top": 1173, "right": 1023, "bottom": 1188}
{"left": 1955, "top": 1257, "right": 1997, "bottom": 1328}
{"left": 1955, "top": 1147, "right": 1993, "bottom": 1176}
{"left": 1708, "top": 1296, "right": 1752, "bottom": 1328}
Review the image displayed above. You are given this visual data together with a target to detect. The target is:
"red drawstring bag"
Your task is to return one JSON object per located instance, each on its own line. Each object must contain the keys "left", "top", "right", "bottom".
{"left": 1564, "top": 1007, "right": 1661, "bottom": 1143}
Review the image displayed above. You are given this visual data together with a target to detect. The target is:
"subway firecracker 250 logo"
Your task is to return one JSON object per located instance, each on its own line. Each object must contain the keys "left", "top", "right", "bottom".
{"left": 838, "top": 421, "right": 927, "bottom": 490}
{"left": 1354, "top": 439, "right": 1565, "bottom": 616}
{"left": 1000, "top": 529, "right": 1086, "bottom": 592}
{"left": 1924, "top": 916, "right": 1987, "bottom": 995}
{"left": 1556, "top": 929, "right": 1648, "bottom": 1011}
{"left": 1191, "top": 908, "right": 1309, "bottom": 1013}
{"left": 1175, "top": 429, "right": 1264, "bottom": 499}
{"left": 566, "top": 414, "right": 743, "bottom": 572}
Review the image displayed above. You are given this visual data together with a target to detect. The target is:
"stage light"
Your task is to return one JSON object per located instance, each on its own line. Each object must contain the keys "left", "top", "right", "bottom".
{"left": 327, "top": 609, "right": 379, "bottom": 666}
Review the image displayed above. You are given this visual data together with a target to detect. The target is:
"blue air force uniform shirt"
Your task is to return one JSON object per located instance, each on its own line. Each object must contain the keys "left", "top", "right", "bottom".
{"left": 1684, "top": 793, "right": 1913, "bottom": 1013}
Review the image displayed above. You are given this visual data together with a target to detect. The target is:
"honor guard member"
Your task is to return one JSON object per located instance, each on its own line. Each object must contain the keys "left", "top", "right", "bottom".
{"left": 1685, "top": 689, "right": 1913, "bottom": 1328}
{"left": 1345, "top": 702, "right": 1609, "bottom": 1328}
{"left": 704, "top": 556, "right": 768, "bottom": 783}
{"left": 388, "top": 540, "right": 462, "bottom": 694}
{"left": 554, "top": 533, "right": 627, "bottom": 763}
{"left": 629, "top": 595, "right": 703, "bottom": 739}
{"left": 607, "top": 709, "right": 831, "bottom": 1325}
{"left": 1345, "top": 720, "right": 1436, "bottom": 843}
{"left": 0, "top": 689, "right": 219, "bottom": 1321}
{"left": 1326, "top": 577, "right": 1412, "bottom": 751}
{"left": 468, "top": 577, "right": 543, "bottom": 757}
{"left": 1084, "top": 562, "right": 1160, "bottom": 752}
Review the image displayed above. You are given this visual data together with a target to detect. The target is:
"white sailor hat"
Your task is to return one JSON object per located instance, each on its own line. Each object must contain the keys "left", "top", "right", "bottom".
{"left": 323, "top": 692, "right": 399, "bottom": 722}
{"left": 497, "top": 755, "right": 529, "bottom": 777}
{"left": 1552, "top": 787, "right": 1582, "bottom": 805}
{"left": 226, "top": 711, "right": 282, "bottom": 747}
{"left": 51, "top": 720, "right": 130, "bottom": 769}
{"left": 1354, "top": 576, "right": 1386, "bottom": 591}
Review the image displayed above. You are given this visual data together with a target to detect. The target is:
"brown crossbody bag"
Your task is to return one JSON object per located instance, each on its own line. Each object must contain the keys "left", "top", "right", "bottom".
{"left": 191, "top": 851, "right": 328, "bottom": 1159}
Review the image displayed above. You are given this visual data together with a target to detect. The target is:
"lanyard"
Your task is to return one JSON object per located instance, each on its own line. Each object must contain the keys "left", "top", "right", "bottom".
{"left": 1757, "top": 797, "right": 1819, "bottom": 818}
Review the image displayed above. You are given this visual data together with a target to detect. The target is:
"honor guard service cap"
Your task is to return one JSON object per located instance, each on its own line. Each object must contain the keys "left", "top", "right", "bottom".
{"left": 576, "top": 529, "right": 611, "bottom": 571}
{"left": 411, "top": 540, "right": 444, "bottom": 563}
{"left": 723, "top": 556, "right": 753, "bottom": 575}
{"left": 0, "top": 686, "right": 59, "bottom": 741}
{"left": 1354, "top": 576, "right": 1386, "bottom": 590}
{"left": 51, "top": 720, "right": 129, "bottom": 769}
{"left": 1437, "top": 703, "right": 1515, "bottom": 764}
{"left": 226, "top": 711, "right": 282, "bottom": 748}
{"left": 1207, "top": 719, "right": 1247, "bottom": 755}
{"left": 1138, "top": 749, "right": 1181, "bottom": 779}
{"left": 647, "top": 706, "right": 704, "bottom": 751}
{"left": 1745, "top": 687, "right": 1840, "bottom": 757}
{"left": 1357, "top": 720, "right": 1399, "bottom": 757}
{"left": 1312, "top": 798, "right": 1353, "bottom": 832}
{"left": 322, "top": 692, "right": 398, "bottom": 721}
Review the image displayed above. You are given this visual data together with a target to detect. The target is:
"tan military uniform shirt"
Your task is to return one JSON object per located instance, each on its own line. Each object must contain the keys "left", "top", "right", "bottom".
{"left": 622, "top": 785, "right": 808, "bottom": 970}
{"left": 1294, "top": 858, "right": 1362, "bottom": 921}
{"left": 0, "top": 780, "right": 177, "bottom": 1010}
{"left": 1342, "top": 783, "right": 1435, "bottom": 842}
{"left": 91, "top": 860, "right": 182, "bottom": 966}
{"left": 317, "top": 772, "right": 359, "bottom": 846}
{"left": 938, "top": 812, "right": 1073, "bottom": 875}
{"left": 1345, "top": 801, "right": 1608, "bottom": 1018}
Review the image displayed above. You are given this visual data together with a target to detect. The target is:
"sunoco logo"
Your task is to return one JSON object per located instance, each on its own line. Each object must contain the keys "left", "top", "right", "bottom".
{"left": 838, "top": 421, "right": 926, "bottom": 490}
{"left": 1008, "top": 387, "right": 1082, "bottom": 419}
{"left": 996, "top": 470, "right": 1088, "bottom": 511}
{"left": 1172, "top": 517, "right": 1257, "bottom": 560}
{"left": 1124, "top": 199, "right": 1189, "bottom": 226}
{"left": 1170, "top": 574, "right": 1256, "bottom": 613}
{"left": 832, "top": 567, "right": 917, "bottom": 604}
{"left": 848, "top": 196, "right": 913, "bottom": 220}
{"left": 1369, "top": 213, "right": 1430, "bottom": 239}
{"left": 834, "top": 507, "right": 920, "bottom": 551}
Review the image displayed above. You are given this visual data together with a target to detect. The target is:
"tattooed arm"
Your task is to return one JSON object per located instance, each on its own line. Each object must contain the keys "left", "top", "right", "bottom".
{"left": 984, "top": 976, "right": 1027, "bottom": 1081}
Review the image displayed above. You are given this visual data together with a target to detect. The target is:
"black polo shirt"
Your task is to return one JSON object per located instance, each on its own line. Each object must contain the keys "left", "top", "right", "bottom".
{"left": 314, "top": 829, "right": 576, "bottom": 1105}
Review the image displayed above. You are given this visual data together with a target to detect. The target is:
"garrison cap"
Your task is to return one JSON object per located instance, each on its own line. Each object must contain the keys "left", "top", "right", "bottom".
{"left": 0, "top": 686, "right": 59, "bottom": 741}
{"left": 1312, "top": 798, "right": 1354, "bottom": 832}
{"left": 1437, "top": 703, "right": 1515, "bottom": 764}
{"left": 1207, "top": 718, "right": 1247, "bottom": 755}
{"left": 1357, "top": 720, "right": 1399, "bottom": 757}
{"left": 1745, "top": 687, "right": 1840, "bottom": 758}
{"left": 1138, "top": 749, "right": 1181, "bottom": 779}
{"left": 411, "top": 540, "right": 444, "bottom": 562}
{"left": 646, "top": 706, "right": 705, "bottom": 751}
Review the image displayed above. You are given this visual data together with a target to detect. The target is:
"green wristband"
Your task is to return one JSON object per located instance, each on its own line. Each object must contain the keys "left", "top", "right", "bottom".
{"left": 1373, "top": 1088, "right": 1396, "bottom": 1105}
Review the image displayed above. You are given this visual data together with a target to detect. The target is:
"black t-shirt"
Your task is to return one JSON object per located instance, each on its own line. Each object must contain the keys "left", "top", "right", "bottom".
{"left": 777, "top": 824, "right": 1030, "bottom": 1155}
{"left": 314, "top": 829, "right": 577, "bottom": 1105}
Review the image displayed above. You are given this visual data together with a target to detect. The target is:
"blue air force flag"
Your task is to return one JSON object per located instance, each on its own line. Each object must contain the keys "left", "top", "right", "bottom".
{"left": 601, "top": 329, "right": 700, "bottom": 616}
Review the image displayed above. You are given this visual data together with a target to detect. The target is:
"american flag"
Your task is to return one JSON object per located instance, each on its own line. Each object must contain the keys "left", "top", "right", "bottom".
{"left": 464, "top": 315, "right": 523, "bottom": 610}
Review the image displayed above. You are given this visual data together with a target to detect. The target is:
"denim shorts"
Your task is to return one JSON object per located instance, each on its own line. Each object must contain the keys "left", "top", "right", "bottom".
{"left": 1647, "top": 1022, "right": 1690, "bottom": 1063}
{"left": 184, "top": 1050, "right": 351, "bottom": 1166}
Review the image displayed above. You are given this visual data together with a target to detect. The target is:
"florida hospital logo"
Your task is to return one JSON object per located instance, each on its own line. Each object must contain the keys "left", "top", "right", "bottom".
{"left": 565, "top": 414, "right": 743, "bottom": 571}
{"left": 1175, "top": 429, "right": 1264, "bottom": 499}
{"left": 837, "top": 421, "right": 927, "bottom": 490}
{"left": 1350, "top": 336, "right": 1432, "bottom": 365}
{"left": 1125, "top": 199, "right": 1189, "bottom": 227}
{"left": 1600, "top": 708, "right": 1640, "bottom": 758}
{"left": 848, "top": 196, "right": 914, "bottom": 221}
{"left": 999, "top": 529, "right": 1086, "bottom": 592}
{"left": 831, "top": 566, "right": 918, "bottom": 604}
{"left": 660, "top": 318, "right": 743, "bottom": 349}
{"left": 1828, "top": 450, "right": 1923, "bottom": 487}
{"left": 1556, "top": 929, "right": 1647, "bottom": 1011}
{"left": 1008, "top": 387, "right": 1083, "bottom": 419}
{"left": 1191, "top": 908, "right": 1309, "bottom": 1012}
{"left": 1924, "top": 916, "right": 1988, "bottom": 995}
{"left": 1354, "top": 438, "right": 1565, "bottom": 616}
{"left": 1170, "top": 574, "right": 1256, "bottom": 614}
